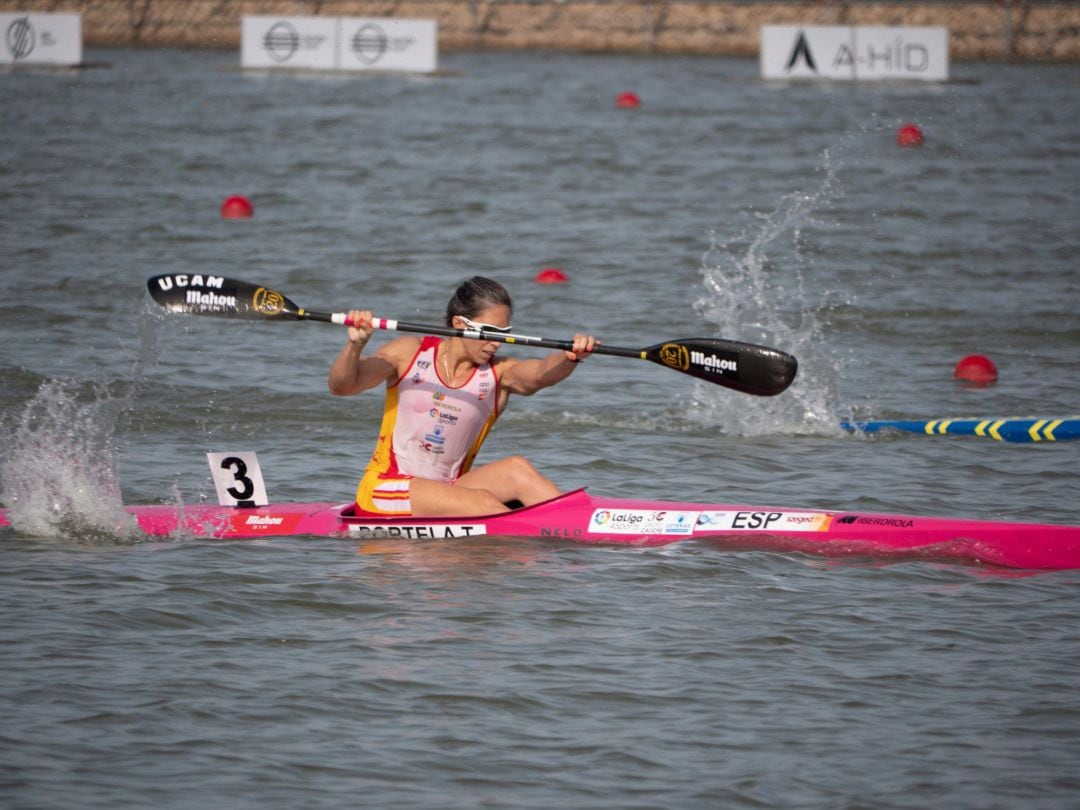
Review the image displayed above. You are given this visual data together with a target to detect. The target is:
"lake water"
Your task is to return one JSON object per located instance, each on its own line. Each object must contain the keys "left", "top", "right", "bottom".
{"left": 2, "top": 47, "right": 1079, "bottom": 808}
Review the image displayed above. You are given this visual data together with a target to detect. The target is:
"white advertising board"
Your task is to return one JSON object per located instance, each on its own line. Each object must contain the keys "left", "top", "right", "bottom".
{"left": 241, "top": 15, "right": 338, "bottom": 70}
{"left": 761, "top": 25, "right": 853, "bottom": 80}
{"left": 1, "top": 13, "right": 82, "bottom": 66}
{"left": 338, "top": 18, "right": 437, "bottom": 73}
{"left": 853, "top": 26, "right": 949, "bottom": 81}
{"left": 761, "top": 25, "right": 949, "bottom": 82}
{"left": 242, "top": 15, "right": 437, "bottom": 73}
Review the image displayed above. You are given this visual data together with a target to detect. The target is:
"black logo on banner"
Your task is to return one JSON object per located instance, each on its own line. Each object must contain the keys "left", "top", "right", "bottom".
{"left": 264, "top": 21, "right": 300, "bottom": 63}
{"left": 785, "top": 31, "right": 817, "bottom": 73}
{"left": 6, "top": 17, "right": 35, "bottom": 60}
{"left": 351, "top": 24, "right": 388, "bottom": 64}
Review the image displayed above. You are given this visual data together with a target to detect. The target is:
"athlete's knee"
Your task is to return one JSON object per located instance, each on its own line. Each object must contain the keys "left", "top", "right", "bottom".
{"left": 504, "top": 455, "right": 542, "bottom": 481}
{"left": 487, "top": 456, "right": 558, "bottom": 507}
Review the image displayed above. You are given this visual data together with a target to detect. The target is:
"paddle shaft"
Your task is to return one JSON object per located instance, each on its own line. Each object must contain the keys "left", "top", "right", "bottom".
{"left": 310, "top": 309, "right": 640, "bottom": 359}
{"left": 146, "top": 273, "right": 797, "bottom": 395}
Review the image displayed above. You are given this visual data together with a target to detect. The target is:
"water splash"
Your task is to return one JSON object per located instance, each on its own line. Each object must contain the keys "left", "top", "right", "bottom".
{"left": 692, "top": 150, "right": 847, "bottom": 437}
{"left": 1, "top": 378, "right": 140, "bottom": 543}
{"left": 0, "top": 311, "right": 164, "bottom": 543}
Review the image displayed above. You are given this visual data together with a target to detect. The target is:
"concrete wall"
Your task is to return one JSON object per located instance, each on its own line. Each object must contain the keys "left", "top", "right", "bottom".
{"left": 3, "top": 0, "right": 1078, "bottom": 61}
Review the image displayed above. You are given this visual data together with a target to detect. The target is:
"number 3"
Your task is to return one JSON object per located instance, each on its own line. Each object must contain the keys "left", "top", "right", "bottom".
{"left": 221, "top": 456, "right": 256, "bottom": 500}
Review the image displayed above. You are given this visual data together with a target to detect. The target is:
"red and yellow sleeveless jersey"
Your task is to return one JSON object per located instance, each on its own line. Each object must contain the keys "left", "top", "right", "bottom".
{"left": 355, "top": 336, "right": 500, "bottom": 514}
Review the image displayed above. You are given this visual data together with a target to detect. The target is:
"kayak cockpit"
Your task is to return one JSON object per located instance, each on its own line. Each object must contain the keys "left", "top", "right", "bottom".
{"left": 337, "top": 487, "right": 593, "bottom": 524}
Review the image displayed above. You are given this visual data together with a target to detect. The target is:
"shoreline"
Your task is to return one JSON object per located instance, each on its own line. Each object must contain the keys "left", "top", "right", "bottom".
{"left": 2, "top": 1, "right": 1079, "bottom": 62}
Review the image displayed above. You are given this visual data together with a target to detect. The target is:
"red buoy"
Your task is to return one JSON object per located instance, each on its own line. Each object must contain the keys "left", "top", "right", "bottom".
{"left": 534, "top": 267, "right": 569, "bottom": 284}
{"left": 954, "top": 354, "right": 998, "bottom": 384}
{"left": 615, "top": 92, "right": 641, "bottom": 109}
{"left": 896, "top": 123, "right": 925, "bottom": 148}
{"left": 221, "top": 195, "right": 254, "bottom": 219}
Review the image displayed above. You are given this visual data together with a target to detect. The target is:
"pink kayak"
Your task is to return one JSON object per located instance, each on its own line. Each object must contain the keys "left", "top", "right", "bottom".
{"left": 3, "top": 488, "right": 1078, "bottom": 570}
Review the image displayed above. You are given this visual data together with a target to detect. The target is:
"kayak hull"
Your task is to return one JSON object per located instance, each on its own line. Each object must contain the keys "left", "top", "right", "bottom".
{"left": 4, "top": 488, "right": 1078, "bottom": 570}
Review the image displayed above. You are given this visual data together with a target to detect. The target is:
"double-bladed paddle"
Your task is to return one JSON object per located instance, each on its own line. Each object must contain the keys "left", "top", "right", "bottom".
{"left": 146, "top": 274, "right": 797, "bottom": 396}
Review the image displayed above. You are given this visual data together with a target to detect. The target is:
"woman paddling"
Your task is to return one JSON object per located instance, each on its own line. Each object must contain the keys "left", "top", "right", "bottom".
{"left": 328, "top": 276, "right": 596, "bottom": 517}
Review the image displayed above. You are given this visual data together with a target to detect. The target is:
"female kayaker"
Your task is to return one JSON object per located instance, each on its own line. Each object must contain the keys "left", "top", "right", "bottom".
{"left": 328, "top": 276, "right": 595, "bottom": 517}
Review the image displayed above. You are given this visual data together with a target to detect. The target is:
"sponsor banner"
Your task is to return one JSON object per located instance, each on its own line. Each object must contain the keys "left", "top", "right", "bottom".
{"left": 590, "top": 509, "right": 699, "bottom": 536}
{"left": 853, "top": 27, "right": 949, "bottom": 81}
{"left": 347, "top": 523, "right": 486, "bottom": 539}
{"left": 695, "top": 510, "right": 833, "bottom": 533}
{"left": 761, "top": 25, "right": 852, "bottom": 81}
{"left": 761, "top": 25, "right": 949, "bottom": 82}
{"left": 338, "top": 18, "right": 437, "bottom": 73}
{"left": 1, "top": 13, "right": 81, "bottom": 66}
{"left": 241, "top": 15, "right": 437, "bottom": 73}
{"left": 242, "top": 15, "right": 338, "bottom": 70}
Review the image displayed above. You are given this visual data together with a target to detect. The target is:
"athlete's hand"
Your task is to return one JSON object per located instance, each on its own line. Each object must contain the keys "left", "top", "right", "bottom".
{"left": 566, "top": 334, "right": 597, "bottom": 362}
{"left": 346, "top": 310, "right": 375, "bottom": 345}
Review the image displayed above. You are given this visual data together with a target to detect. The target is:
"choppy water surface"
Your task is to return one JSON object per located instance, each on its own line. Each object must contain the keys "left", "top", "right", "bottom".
{"left": 2, "top": 48, "right": 1079, "bottom": 807}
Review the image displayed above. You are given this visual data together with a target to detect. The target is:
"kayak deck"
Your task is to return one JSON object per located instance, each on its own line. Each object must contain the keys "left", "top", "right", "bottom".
{"left": 4, "top": 488, "right": 1078, "bottom": 570}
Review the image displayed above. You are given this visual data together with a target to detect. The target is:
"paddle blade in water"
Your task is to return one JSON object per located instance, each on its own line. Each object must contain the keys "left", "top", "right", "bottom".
{"left": 146, "top": 274, "right": 303, "bottom": 320}
{"left": 641, "top": 338, "right": 798, "bottom": 396}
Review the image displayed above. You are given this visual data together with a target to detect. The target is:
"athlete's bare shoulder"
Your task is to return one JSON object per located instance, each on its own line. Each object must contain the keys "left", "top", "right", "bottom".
{"left": 374, "top": 335, "right": 424, "bottom": 370}
{"left": 491, "top": 354, "right": 520, "bottom": 374}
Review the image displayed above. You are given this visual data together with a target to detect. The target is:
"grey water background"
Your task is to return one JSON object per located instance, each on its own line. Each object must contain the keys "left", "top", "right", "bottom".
{"left": 2, "top": 47, "right": 1080, "bottom": 807}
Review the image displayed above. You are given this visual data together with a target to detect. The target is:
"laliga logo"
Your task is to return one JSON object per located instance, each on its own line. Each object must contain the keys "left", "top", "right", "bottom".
{"left": 253, "top": 287, "right": 285, "bottom": 315}
{"left": 658, "top": 343, "right": 689, "bottom": 371}
{"left": 592, "top": 510, "right": 612, "bottom": 526}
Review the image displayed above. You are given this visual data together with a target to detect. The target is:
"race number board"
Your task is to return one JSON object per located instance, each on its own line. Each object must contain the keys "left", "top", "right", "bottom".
{"left": 207, "top": 451, "right": 270, "bottom": 507}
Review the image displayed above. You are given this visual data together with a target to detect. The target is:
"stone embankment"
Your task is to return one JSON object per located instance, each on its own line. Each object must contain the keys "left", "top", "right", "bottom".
{"left": 3, "top": 0, "right": 1079, "bottom": 61}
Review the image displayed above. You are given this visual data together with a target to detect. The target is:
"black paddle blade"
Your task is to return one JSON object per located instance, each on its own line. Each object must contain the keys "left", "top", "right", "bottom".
{"left": 146, "top": 274, "right": 302, "bottom": 320}
{"left": 642, "top": 338, "right": 798, "bottom": 396}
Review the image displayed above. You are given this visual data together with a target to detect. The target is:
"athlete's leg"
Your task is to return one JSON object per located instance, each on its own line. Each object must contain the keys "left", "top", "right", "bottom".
{"left": 454, "top": 455, "right": 560, "bottom": 507}
{"left": 408, "top": 477, "right": 510, "bottom": 517}
{"left": 408, "top": 457, "right": 559, "bottom": 517}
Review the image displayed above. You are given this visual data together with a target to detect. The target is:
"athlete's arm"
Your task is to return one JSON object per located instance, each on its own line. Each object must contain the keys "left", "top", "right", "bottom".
{"left": 328, "top": 311, "right": 417, "bottom": 396}
{"left": 499, "top": 334, "right": 595, "bottom": 396}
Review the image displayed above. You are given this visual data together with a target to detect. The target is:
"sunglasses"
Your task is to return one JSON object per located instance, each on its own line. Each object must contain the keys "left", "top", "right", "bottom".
{"left": 459, "top": 316, "right": 513, "bottom": 335}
